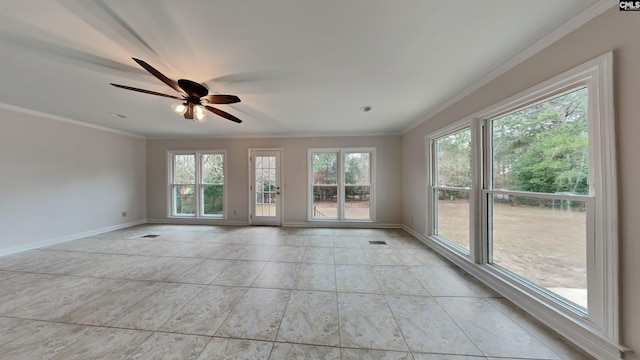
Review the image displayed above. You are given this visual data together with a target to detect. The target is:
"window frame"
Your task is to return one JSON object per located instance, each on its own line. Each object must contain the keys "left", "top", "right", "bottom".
{"left": 167, "top": 150, "right": 227, "bottom": 219}
{"left": 307, "top": 147, "right": 376, "bottom": 222}
{"left": 427, "top": 123, "right": 476, "bottom": 258}
{"left": 424, "top": 53, "right": 621, "bottom": 357}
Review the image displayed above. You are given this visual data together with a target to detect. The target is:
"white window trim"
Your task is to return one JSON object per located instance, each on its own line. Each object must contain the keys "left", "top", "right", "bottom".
{"left": 167, "top": 149, "right": 227, "bottom": 219}
{"left": 423, "top": 52, "right": 625, "bottom": 359}
{"left": 426, "top": 121, "right": 477, "bottom": 261}
{"left": 307, "top": 147, "right": 376, "bottom": 222}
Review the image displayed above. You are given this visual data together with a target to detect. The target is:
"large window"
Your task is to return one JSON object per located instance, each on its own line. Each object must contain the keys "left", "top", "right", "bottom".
{"left": 488, "top": 88, "right": 589, "bottom": 308}
{"left": 309, "top": 148, "right": 374, "bottom": 221}
{"left": 426, "top": 53, "right": 619, "bottom": 354}
{"left": 169, "top": 150, "right": 225, "bottom": 218}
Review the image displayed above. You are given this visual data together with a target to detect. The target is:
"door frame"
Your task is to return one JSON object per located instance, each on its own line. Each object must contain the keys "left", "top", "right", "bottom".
{"left": 248, "top": 148, "right": 283, "bottom": 226}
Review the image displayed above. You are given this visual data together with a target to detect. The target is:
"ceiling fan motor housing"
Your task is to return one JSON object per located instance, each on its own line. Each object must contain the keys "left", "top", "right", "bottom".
{"left": 178, "top": 79, "right": 208, "bottom": 100}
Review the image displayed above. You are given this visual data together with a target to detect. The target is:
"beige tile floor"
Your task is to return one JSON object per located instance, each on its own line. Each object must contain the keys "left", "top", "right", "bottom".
{"left": 0, "top": 225, "right": 593, "bottom": 360}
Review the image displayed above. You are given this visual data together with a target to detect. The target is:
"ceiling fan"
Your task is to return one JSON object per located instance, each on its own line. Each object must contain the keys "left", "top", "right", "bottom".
{"left": 110, "top": 58, "right": 242, "bottom": 123}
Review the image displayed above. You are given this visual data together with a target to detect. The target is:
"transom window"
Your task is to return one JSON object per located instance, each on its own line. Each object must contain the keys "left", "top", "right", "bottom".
{"left": 308, "top": 148, "right": 374, "bottom": 221}
{"left": 169, "top": 150, "right": 225, "bottom": 218}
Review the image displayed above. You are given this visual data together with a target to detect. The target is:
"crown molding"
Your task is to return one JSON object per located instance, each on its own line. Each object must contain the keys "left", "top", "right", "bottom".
{"left": 402, "top": 0, "right": 617, "bottom": 134}
{"left": 0, "top": 102, "right": 145, "bottom": 139}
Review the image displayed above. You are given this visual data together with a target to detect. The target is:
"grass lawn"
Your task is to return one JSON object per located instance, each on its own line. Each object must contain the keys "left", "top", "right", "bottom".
{"left": 438, "top": 199, "right": 587, "bottom": 307}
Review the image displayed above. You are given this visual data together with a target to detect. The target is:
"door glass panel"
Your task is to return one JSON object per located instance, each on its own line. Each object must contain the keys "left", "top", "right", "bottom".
{"left": 255, "top": 155, "right": 277, "bottom": 217}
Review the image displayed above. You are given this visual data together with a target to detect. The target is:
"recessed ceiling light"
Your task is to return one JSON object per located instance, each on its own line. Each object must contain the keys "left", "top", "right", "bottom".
{"left": 109, "top": 112, "right": 126, "bottom": 119}
{"left": 360, "top": 106, "right": 372, "bottom": 112}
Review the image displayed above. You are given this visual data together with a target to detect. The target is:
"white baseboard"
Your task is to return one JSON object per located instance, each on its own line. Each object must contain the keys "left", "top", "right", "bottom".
{"left": 0, "top": 219, "right": 147, "bottom": 257}
{"left": 146, "top": 218, "right": 250, "bottom": 226}
{"left": 283, "top": 221, "right": 402, "bottom": 229}
{"left": 400, "top": 224, "right": 628, "bottom": 360}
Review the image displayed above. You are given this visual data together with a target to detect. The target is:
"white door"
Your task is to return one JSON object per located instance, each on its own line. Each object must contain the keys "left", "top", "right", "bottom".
{"left": 250, "top": 149, "right": 282, "bottom": 226}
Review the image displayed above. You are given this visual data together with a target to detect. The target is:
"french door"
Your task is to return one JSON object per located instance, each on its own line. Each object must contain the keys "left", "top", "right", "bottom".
{"left": 250, "top": 149, "right": 282, "bottom": 226}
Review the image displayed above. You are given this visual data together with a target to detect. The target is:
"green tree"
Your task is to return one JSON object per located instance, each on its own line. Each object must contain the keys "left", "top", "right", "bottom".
{"left": 312, "top": 153, "right": 337, "bottom": 200}
{"left": 312, "top": 153, "right": 337, "bottom": 184}
{"left": 174, "top": 154, "right": 195, "bottom": 183}
{"left": 511, "top": 118, "right": 588, "bottom": 194}
{"left": 492, "top": 88, "right": 588, "bottom": 192}
{"left": 436, "top": 130, "right": 471, "bottom": 188}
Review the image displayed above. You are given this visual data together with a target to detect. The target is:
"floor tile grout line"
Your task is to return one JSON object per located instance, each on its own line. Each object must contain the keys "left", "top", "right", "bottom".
{"left": 378, "top": 290, "right": 412, "bottom": 353}
{"left": 118, "top": 329, "right": 161, "bottom": 360}
{"left": 151, "top": 282, "right": 211, "bottom": 334}
{"left": 332, "top": 238, "right": 342, "bottom": 350}
{"left": 483, "top": 297, "right": 567, "bottom": 360}
{"left": 202, "top": 285, "right": 251, "bottom": 339}
{"left": 433, "top": 296, "right": 487, "bottom": 358}
{"left": 267, "top": 243, "right": 306, "bottom": 347}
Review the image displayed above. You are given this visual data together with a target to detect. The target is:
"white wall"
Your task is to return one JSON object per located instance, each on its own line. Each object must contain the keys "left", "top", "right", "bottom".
{"left": 401, "top": 7, "right": 640, "bottom": 358}
{"left": 146, "top": 135, "right": 403, "bottom": 225}
{"left": 0, "top": 108, "right": 147, "bottom": 253}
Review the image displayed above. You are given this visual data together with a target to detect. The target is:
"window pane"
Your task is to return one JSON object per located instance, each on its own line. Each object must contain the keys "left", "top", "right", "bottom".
{"left": 490, "top": 194, "right": 587, "bottom": 309}
{"left": 174, "top": 154, "right": 195, "bottom": 184}
{"left": 255, "top": 156, "right": 277, "bottom": 217}
{"left": 345, "top": 152, "right": 370, "bottom": 185}
{"left": 202, "top": 154, "right": 224, "bottom": 184}
{"left": 173, "top": 185, "right": 195, "bottom": 215}
{"left": 202, "top": 185, "right": 223, "bottom": 216}
{"left": 491, "top": 88, "right": 589, "bottom": 195}
{"left": 312, "top": 153, "right": 337, "bottom": 185}
{"left": 313, "top": 186, "right": 337, "bottom": 219}
{"left": 345, "top": 185, "right": 370, "bottom": 219}
{"left": 435, "top": 189, "right": 470, "bottom": 251}
{"left": 436, "top": 130, "right": 471, "bottom": 188}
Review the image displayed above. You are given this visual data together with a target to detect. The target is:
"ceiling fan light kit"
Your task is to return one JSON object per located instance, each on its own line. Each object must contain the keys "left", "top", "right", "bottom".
{"left": 171, "top": 102, "right": 205, "bottom": 122}
{"left": 110, "top": 58, "right": 242, "bottom": 124}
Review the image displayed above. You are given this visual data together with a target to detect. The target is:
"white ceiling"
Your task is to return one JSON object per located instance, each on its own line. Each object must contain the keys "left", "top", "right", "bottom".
{"left": 0, "top": 0, "right": 603, "bottom": 138}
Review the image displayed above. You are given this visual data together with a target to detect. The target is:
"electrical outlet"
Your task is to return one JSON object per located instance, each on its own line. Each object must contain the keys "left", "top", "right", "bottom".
{"left": 121, "top": 212, "right": 127, "bottom": 217}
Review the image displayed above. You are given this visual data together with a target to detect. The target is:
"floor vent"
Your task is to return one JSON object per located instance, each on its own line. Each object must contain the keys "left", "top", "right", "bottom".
{"left": 141, "top": 234, "right": 160, "bottom": 238}
{"left": 368, "top": 240, "right": 387, "bottom": 245}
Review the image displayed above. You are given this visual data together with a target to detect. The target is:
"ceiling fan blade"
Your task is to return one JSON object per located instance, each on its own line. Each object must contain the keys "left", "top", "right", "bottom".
{"left": 132, "top": 57, "right": 184, "bottom": 95}
{"left": 201, "top": 94, "right": 241, "bottom": 104}
{"left": 205, "top": 106, "right": 242, "bottom": 123}
{"left": 110, "top": 83, "right": 182, "bottom": 100}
